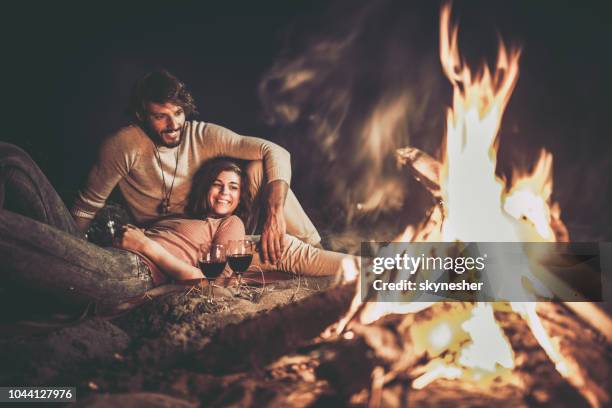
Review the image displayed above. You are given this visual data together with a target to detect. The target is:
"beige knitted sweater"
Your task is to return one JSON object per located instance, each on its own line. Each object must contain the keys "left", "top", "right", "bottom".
{"left": 71, "top": 121, "right": 291, "bottom": 223}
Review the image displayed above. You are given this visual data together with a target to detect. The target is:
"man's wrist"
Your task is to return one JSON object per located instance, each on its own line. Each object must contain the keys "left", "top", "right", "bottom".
{"left": 266, "top": 180, "right": 288, "bottom": 214}
{"left": 267, "top": 203, "right": 284, "bottom": 215}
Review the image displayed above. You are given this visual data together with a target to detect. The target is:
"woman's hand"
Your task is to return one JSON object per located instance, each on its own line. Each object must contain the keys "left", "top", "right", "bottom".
{"left": 114, "top": 224, "right": 149, "bottom": 253}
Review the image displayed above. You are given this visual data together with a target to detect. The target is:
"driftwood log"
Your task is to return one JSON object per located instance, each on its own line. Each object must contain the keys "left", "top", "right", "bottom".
{"left": 183, "top": 283, "right": 356, "bottom": 373}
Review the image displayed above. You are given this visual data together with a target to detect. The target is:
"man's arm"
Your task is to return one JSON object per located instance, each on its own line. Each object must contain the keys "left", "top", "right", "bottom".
{"left": 71, "top": 133, "right": 133, "bottom": 233}
{"left": 201, "top": 123, "right": 292, "bottom": 185}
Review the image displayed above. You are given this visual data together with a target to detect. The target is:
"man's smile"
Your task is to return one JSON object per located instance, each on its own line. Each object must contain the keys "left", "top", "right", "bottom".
{"left": 163, "top": 129, "right": 181, "bottom": 137}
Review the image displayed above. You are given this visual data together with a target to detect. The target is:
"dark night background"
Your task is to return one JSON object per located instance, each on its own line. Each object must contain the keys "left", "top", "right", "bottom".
{"left": 1, "top": 0, "right": 611, "bottom": 240}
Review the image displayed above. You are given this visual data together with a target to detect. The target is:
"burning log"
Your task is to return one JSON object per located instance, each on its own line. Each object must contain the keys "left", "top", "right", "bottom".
{"left": 315, "top": 302, "right": 609, "bottom": 407}
{"left": 315, "top": 336, "right": 379, "bottom": 398}
{"left": 396, "top": 146, "right": 441, "bottom": 200}
{"left": 183, "top": 283, "right": 356, "bottom": 373}
{"left": 534, "top": 302, "right": 611, "bottom": 407}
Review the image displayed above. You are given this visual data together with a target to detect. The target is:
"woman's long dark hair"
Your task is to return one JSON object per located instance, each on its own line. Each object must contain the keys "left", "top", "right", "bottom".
{"left": 185, "top": 158, "right": 251, "bottom": 222}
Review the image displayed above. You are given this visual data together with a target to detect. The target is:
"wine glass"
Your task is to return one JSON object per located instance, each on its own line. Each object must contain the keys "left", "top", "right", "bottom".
{"left": 227, "top": 239, "right": 254, "bottom": 290}
{"left": 199, "top": 244, "right": 226, "bottom": 302}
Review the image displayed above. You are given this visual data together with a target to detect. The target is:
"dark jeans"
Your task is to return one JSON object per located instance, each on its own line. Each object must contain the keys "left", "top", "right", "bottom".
{"left": 0, "top": 142, "right": 154, "bottom": 315}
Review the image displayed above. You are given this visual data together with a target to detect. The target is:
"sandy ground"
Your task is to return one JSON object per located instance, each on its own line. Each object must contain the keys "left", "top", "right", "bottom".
{"left": 0, "top": 275, "right": 336, "bottom": 406}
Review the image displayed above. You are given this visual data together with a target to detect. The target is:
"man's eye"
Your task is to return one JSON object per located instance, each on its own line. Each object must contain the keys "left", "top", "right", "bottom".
{"left": 175, "top": 110, "right": 184, "bottom": 116}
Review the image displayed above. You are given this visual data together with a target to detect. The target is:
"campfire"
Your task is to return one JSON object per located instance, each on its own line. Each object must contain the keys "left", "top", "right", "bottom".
{"left": 322, "top": 2, "right": 610, "bottom": 407}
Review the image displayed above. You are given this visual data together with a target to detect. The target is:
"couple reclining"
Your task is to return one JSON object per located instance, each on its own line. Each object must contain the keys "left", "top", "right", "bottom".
{"left": 0, "top": 70, "right": 354, "bottom": 315}
{"left": 0, "top": 148, "right": 347, "bottom": 310}
{"left": 115, "top": 158, "right": 349, "bottom": 286}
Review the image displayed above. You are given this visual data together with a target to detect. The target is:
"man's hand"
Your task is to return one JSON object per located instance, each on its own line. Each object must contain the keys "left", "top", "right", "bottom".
{"left": 261, "top": 210, "right": 287, "bottom": 264}
{"left": 260, "top": 180, "right": 289, "bottom": 264}
{"left": 114, "top": 224, "right": 149, "bottom": 253}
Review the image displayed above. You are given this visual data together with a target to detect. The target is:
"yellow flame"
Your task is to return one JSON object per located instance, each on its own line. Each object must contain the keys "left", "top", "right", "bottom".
{"left": 504, "top": 150, "right": 556, "bottom": 241}
{"left": 457, "top": 303, "right": 514, "bottom": 371}
{"left": 510, "top": 302, "right": 568, "bottom": 376}
{"left": 439, "top": 3, "right": 523, "bottom": 243}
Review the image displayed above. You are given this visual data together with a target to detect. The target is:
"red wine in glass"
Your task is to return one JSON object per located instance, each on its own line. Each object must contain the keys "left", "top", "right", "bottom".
{"left": 199, "top": 244, "right": 226, "bottom": 301}
{"left": 227, "top": 239, "right": 254, "bottom": 289}
{"left": 227, "top": 254, "right": 253, "bottom": 274}
{"left": 199, "top": 260, "right": 227, "bottom": 280}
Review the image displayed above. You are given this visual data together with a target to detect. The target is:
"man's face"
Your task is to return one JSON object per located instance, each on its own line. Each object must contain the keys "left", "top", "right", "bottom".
{"left": 142, "top": 102, "right": 186, "bottom": 147}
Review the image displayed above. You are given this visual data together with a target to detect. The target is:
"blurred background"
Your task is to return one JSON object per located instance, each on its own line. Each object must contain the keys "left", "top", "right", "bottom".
{"left": 1, "top": 0, "right": 610, "bottom": 241}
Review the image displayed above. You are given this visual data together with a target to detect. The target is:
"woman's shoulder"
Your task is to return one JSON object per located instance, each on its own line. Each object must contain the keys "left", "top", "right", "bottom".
{"left": 220, "top": 214, "right": 244, "bottom": 225}
{"left": 149, "top": 216, "right": 208, "bottom": 230}
{"left": 215, "top": 215, "right": 246, "bottom": 236}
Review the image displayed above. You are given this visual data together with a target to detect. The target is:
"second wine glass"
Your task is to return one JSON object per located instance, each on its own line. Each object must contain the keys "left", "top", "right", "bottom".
{"left": 227, "top": 239, "right": 254, "bottom": 289}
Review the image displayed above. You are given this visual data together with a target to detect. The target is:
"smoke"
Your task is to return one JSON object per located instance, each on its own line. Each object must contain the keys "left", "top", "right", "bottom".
{"left": 259, "top": 0, "right": 447, "bottom": 229}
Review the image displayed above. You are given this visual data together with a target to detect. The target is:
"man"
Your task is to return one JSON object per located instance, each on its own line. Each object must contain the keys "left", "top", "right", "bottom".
{"left": 71, "top": 70, "right": 320, "bottom": 263}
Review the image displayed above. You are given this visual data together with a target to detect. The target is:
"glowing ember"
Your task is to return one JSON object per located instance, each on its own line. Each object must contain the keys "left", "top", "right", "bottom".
{"left": 458, "top": 303, "right": 514, "bottom": 372}
{"left": 428, "top": 322, "right": 452, "bottom": 351}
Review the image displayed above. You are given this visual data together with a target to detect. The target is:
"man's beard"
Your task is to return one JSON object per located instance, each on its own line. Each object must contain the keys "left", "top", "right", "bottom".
{"left": 145, "top": 124, "right": 185, "bottom": 148}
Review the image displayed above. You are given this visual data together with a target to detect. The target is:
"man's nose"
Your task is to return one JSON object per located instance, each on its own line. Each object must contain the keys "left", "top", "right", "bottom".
{"left": 168, "top": 116, "right": 179, "bottom": 129}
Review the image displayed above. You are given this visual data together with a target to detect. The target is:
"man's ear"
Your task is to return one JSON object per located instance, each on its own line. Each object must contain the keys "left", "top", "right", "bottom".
{"left": 135, "top": 111, "right": 144, "bottom": 122}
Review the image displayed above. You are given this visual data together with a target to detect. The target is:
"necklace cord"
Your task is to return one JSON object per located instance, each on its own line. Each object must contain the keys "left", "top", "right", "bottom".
{"left": 153, "top": 145, "right": 180, "bottom": 213}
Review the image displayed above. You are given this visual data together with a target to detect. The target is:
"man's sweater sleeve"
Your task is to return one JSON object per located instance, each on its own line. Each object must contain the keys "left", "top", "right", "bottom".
{"left": 71, "top": 134, "right": 133, "bottom": 220}
{"left": 199, "top": 122, "right": 291, "bottom": 185}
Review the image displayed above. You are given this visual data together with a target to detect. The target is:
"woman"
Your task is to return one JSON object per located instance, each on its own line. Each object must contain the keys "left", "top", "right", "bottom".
{"left": 116, "top": 159, "right": 349, "bottom": 285}
{"left": 0, "top": 143, "right": 350, "bottom": 316}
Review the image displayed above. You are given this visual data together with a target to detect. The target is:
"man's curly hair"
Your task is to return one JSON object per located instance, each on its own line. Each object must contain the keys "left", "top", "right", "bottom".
{"left": 128, "top": 69, "right": 198, "bottom": 122}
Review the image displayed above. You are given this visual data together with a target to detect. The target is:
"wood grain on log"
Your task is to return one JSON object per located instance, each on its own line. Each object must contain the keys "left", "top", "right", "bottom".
{"left": 183, "top": 283, "right": 356, "bottom": 373}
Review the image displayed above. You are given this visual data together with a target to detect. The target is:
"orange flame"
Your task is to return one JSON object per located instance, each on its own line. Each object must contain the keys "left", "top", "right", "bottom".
{"left": 439, "top": 3, "right": 524, "bottom": 243}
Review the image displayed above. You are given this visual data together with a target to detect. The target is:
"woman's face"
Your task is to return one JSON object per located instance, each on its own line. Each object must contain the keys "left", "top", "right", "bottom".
{"left": 207, "top": 170, "right": 241, "bottom": 217}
